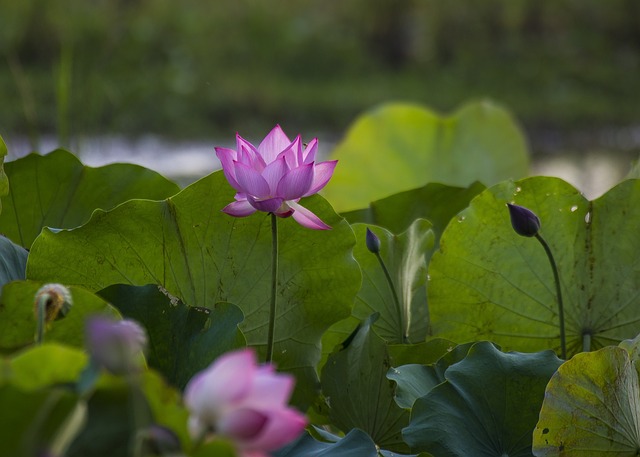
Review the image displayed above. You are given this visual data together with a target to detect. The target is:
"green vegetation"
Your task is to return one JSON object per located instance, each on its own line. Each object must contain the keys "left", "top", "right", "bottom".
{"left": 1, "top": 0, "right": 639, "bottom": 145}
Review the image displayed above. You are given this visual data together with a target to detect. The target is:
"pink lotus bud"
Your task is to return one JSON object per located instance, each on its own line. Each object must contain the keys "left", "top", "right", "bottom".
{"left": 184, "top": 349, "right": 307, "bottom": 457}
{"left": 85, "top": 317, "right": 147, "bottom": 375}
{"left": 215, "top": 125, "right": 337, "bottom": 230}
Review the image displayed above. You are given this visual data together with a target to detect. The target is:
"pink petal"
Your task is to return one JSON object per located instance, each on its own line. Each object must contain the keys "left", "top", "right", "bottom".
{"left": 215, "top": 147, "right": 242, "bottom": 192}
{"left": 289, "top": 201, "right": 331, "bottom": 230}
{"left": 277, "top": 147, "right": 298, "bottom": 170}
{"left": 247, "top": 196, "right": 284, "bottom": 213}
{"left": 261, "top": 156, "right": 289, "bottom": 195}
{"left": 276, "top": 163, "right": 314, "bottom": 200}
{"left": 234, "top": 162, "right": 271, "bottom": 198}
{"left": 290, "top": 135, "right": 303, "bottom": 166}
{"left": 185, "top": 349, "right": 257, "bottom": 409}
{"left": 245, "top": 368, "right": 295, "bottom": 407}
{"left": 223, "top": 200, "right": 257, "bottom": 217}
{"left": 237, "top": 135, "right": 266, "bottom": 171}
{"left": 219, "top": 408, "right": 268, "bottom": 441}
{"left": 304, "top": 160, "right": 338, "bottom": 196}
{"left": 245, "top": 408, "right": 307, "bottom": 451}
{"left": 258, "top": 125, "right": 291, "bottom": 164}
{"left": 301, "top": 138, "right": 318, "bottom": 164}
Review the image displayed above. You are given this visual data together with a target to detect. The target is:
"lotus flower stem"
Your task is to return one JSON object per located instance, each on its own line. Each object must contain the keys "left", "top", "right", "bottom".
{"left": 582, "top": 332, "right": 591, "bottom": 353}
{"left": 375, "top": 252, "right": 406, "bottom": 343}
{"left": 266, "top": 212, "right": 279, "bottom": 363}
{"left": 535, "top": 233, "right": 566, "bottom": 359}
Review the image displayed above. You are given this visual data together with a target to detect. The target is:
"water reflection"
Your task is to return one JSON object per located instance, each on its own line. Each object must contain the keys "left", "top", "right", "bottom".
{"left": 4, "top": 134, "right": 637, "bottom": 200}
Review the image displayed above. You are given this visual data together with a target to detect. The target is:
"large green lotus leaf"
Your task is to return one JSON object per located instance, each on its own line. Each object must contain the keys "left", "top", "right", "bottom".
{"left": 0, "top": 385, "right": 84, "bottom": 457}
{"left": 0, "top": 344, "right": 88, "bottom": 457}
{"left": 322, "top": 101, "right": 529, "bottom": 212}
{"left": 321, "top": 315, "right": 410, "bottom": 453}
{"left": 0, "top": 135, "right": 8, "bottom": 213}
{"left": 275, "top": 428, "right": 380, "bottom": 457}
{"left": 26, "top": 171, "right": 361, "bottom": 407}
{"left": 0, "top": 149, "right": 180, "bottom": 248}
{"left": 532, "top": 346, "right": 640, "bottom": 456}
{"left": 404, "top": 342, "right": 562, "bottom": 457}
{"left": 429, "top": 177, "right": 640, "bottom": 356}
{"left": 67, "top": 371, "right": 190, "bottom": 457}
{"left": 0, "top": 235, "right": 28, "bottom": 288}
{"left": 343, "top": 181, "right": 486, "bottom": 239}
{"left": 98, "top": 283, "right": 246, "bottom": 389}
{"left": 388, "top": 343, "right": 473, "bottom": 409}
{"left": 4, "top": 343, "right": 88, "bottom": 389}
{"left": 387, "top": 338, "right": 457, "bottom": 366}
{"left": 0, "top": 281, "right": 120, "bottom": 353}
{"left": 352, "top": 221, "right": 434, "bottom": 344}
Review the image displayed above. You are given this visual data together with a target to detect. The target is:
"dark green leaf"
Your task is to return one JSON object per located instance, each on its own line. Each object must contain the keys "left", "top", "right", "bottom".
{"left": 403, "top": 342, "right": 562, "bottom": 457}
{"left": 388, "top": 342, "right": 473, "bottom": 410}
{"left": 321, "top": 315, "right": 410, "bottom": 452}
{"left": 343, "top": 181, "right": 486, "bottom": 240}
{"left": 98, "top": 283, "right": 246, "bottom": 389}
{"left": 275, "top": 428, "right": 379, "bottom": 457}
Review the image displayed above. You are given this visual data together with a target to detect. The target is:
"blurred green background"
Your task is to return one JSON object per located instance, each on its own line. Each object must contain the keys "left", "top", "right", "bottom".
{"left": 1, "top": 0, "right": 639, "bottom": 153}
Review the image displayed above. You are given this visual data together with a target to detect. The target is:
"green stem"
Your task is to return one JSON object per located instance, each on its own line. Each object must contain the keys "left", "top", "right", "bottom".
{"left": 266, "top": 213, "right": 279, "bottom": 363}
{"left": 535, "top": 233, "right": 566, "bottom": 359}
{"left": 35, "top": 293, "right": 49, "bottom": 345}
{"left": 582, "top": 332, "right": 591, "bottom": 353}
{"left": 375, "top": 252, "right": 406, "bottom": 343}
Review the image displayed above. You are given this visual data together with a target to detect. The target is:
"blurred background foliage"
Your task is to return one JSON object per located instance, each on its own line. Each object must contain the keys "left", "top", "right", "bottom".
{"left": 1, "top": 0, "right": 639, "bottom": 149}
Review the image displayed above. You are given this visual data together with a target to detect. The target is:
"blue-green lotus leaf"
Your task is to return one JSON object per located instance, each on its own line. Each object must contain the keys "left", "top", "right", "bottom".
{"left": 404, "top": 342, "right": 562, "bottom": 457}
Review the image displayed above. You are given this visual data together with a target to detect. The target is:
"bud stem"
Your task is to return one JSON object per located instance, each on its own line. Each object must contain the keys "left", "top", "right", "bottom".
{"left": 35, "top": 293, "right": 49, "bottom": 345}
{"left": 534, "top": 233, "right": 566, "bottom": 359}
{"left": 374, "top": 252, "right": 407, "bottom": 343}
{"left": 266, "top": 213, "right": 279, "bottom": 363}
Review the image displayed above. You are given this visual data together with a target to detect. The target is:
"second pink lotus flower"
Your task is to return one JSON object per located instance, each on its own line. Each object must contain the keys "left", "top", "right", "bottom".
{"left": 215, "top": 125, "right": 338, "bottom": 230}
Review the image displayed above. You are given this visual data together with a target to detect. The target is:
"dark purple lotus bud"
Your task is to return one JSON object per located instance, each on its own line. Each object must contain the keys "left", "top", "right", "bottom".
{"left": 507, "top": 203, "right": 540, "bottom": 237}
{"left": 366, "top": 228, "right": 381, "bottom": 254}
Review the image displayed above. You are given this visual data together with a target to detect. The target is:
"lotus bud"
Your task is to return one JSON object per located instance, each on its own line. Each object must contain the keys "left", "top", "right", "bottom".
{"left": 507, "top": 203, "right": 541, "bottom": 237}
{"left": 85, "top": 317, "right": 147, "bottom": 376}
{"left": 34, "top": 283, "right": 73, "bottom": 323}
{"left": 365, "top": 228, "right": 381, "bottom": 254}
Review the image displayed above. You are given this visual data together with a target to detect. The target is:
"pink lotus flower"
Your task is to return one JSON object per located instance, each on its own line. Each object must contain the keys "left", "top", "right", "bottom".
{"left": 215, "top": 125, "right": 337, "bottom": 230}
{"left": 184, "top": 349, "right": 307, "bottom": 457}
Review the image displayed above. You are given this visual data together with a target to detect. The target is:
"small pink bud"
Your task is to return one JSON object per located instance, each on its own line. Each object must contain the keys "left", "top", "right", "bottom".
{"left": 85, "top": 317, "right": 147, "bottom": 375}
